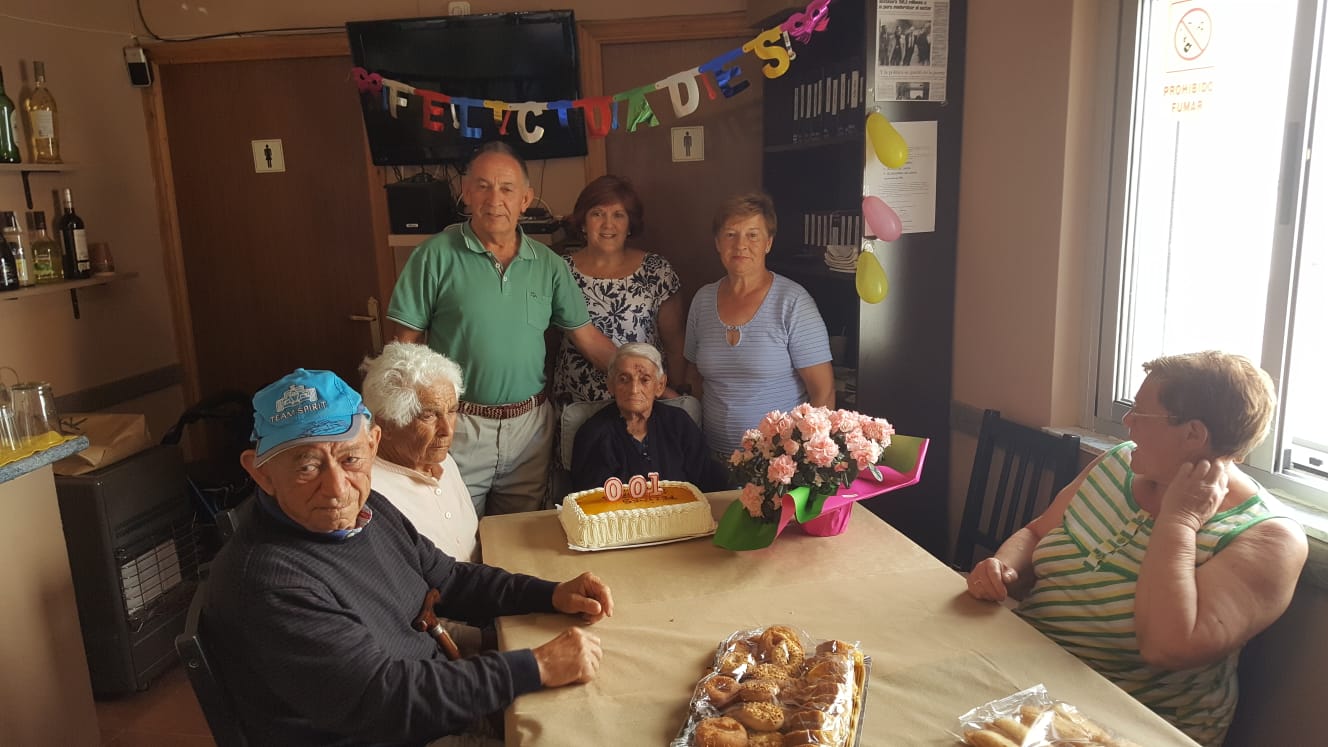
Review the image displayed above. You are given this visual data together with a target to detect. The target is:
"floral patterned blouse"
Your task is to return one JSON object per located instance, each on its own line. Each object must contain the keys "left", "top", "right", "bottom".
{"left": 552, "top": 251, "right": 681, "bottom": 403}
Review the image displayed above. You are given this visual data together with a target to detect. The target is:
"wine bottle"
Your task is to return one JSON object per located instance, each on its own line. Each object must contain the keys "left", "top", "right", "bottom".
{"left": 23, "top": 61, "right": 60, "bottom": 163}
{"left": 26, "top": 211, "right": 63, "bottom": 283}
{"left": 0, "top": 233, "right": 17, "bottom": 290}
{"left": 57, "top": 188, "right": 90, "bottom": 279}
{"left": 0, "top": 66, "right": 21, "bottom": 163}
{"left": 2, "top": 211, "right": 33, "bottom": 287}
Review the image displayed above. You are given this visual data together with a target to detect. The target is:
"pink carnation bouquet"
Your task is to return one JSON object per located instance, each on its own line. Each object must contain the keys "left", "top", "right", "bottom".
{"left": 729, "top": 404, "right": 895, "bottom": 523}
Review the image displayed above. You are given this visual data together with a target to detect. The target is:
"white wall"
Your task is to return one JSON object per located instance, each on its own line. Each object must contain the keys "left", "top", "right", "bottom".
{"left": 948, "top": 0, "right": 1109, "bottom": 552}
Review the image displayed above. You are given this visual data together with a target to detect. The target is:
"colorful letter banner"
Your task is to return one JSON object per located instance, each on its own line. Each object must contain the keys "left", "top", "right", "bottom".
{"left": 349, "top": 0, "right": 838, "bottom": 145}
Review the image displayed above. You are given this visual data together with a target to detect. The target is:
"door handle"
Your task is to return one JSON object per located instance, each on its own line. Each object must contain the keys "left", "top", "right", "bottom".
{"left": 348, "top": 297, "right": 384, "bottom": 353}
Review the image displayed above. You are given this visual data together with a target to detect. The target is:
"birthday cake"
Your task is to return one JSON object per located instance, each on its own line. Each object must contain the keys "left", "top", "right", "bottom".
{"left": 559, "top": 478, "right": 715, "bottom": 549}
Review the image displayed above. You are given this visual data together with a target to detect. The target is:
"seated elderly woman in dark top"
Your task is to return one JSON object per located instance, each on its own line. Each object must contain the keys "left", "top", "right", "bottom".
{"left": 571, "top": 342, "right": 729, "bottom": 492}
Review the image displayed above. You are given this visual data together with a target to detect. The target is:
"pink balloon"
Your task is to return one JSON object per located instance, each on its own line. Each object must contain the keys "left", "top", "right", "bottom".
{"left": 862, "top": 196, "right": 902, "bottom": 242}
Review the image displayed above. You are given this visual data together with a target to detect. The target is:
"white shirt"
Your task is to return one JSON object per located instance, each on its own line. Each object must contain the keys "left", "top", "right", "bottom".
{"left": 372, "top": 453, "right": 479, "bottom": 562}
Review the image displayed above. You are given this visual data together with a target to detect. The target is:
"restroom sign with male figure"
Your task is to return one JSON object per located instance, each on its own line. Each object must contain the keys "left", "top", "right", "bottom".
{"left": 671, "top": 126, "right": 704, "bottom": 162}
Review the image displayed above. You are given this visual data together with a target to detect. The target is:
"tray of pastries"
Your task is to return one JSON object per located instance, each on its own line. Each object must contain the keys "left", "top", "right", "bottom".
{"left": 673, "top": 624, "right": 869, "bottom": 747}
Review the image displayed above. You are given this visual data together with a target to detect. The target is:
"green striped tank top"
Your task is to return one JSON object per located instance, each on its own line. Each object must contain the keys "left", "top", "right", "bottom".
{"left": 1016, "top": 442, "right": 1282, "bottom": 747}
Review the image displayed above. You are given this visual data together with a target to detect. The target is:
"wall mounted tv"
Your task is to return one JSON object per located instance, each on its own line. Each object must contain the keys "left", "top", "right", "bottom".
{"left": 346, "top": 11, "right": 587, "bottom": 165}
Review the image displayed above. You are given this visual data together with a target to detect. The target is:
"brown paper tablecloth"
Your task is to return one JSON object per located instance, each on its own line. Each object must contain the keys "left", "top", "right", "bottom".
{"left": 479, "top": 493, "right": 1198, "bottom": 746}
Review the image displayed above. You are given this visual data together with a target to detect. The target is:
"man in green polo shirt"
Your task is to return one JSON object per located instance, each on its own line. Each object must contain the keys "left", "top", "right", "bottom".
{"left": 387, "top": 143, "right": 616, "bottom": 515}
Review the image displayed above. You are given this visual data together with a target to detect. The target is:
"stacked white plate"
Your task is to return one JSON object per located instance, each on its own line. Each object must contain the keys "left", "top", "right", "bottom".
{"left": 824, "top": 244, "right": 858, "bottom": 273}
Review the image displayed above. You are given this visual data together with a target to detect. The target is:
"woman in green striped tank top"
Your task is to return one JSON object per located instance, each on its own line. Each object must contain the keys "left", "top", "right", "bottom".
{"left": 965, "top": 351, "right": 1307, "bottom": 746}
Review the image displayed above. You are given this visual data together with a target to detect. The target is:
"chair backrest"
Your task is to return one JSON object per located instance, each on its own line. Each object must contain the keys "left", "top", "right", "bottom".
{"left": 955, "top": 409, "right": 1082, "bottom": 570}
{"left": 558, "top": 395, "right": 702, "bottom": 471}
{"left": 175, "top": 574, "right": 250, "bottom": 747}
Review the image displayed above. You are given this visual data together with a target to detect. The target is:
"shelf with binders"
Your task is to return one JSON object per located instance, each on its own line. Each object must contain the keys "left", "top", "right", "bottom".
{"left": 762, "top": 8, "right": 865, "bottom": 152}
{"left": 763, "top": 57, "right": 866, "bottom": 150}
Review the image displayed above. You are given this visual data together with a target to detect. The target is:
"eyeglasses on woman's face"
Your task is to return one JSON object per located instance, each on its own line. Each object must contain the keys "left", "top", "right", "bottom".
{"left": 1124, "top": 405, "right": 1177, "bottom": 422}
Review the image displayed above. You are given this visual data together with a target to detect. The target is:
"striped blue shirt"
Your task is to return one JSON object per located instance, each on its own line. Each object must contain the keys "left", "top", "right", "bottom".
{"left": 684, "top": 273, "right": 831, "bottom": 456}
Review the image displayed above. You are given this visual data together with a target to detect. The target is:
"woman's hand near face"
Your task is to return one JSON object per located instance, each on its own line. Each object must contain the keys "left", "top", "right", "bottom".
{"left": 1159, "top": 459, "right": 1231, "bottom": 531}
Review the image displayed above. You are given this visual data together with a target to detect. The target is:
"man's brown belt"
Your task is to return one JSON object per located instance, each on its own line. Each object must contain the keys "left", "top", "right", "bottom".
{"left": 458, "top": 393, "right": 547, "bottom": 420}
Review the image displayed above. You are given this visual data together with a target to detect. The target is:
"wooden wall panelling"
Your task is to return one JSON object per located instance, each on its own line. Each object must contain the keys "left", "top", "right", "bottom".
{"left": 578, "top": 12, "right": 754, "bottom": 183}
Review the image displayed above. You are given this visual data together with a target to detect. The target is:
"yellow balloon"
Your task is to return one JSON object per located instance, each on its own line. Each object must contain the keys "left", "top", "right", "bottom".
{"left": 866, "top": 111, "right": 909, "bottom": 168}
{"left": 856, "top": 250, "right": 888, "bottom": 304}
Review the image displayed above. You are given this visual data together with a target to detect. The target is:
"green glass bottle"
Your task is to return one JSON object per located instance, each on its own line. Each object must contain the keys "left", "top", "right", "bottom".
{"left": 0, "top": 66, "right": 21, "bottom": 163}
{"left": 26, "top": 211, "right": 63, "bottom": 283}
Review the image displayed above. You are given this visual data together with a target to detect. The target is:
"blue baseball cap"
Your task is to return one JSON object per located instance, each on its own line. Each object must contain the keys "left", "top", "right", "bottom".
{"left": 251, "top": 369, "right": 372, "bottom": 466}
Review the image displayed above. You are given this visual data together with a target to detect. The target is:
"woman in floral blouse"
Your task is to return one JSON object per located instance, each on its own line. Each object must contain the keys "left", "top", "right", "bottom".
{"left": 552, "top": 175, "right": 685, "bottom": 404}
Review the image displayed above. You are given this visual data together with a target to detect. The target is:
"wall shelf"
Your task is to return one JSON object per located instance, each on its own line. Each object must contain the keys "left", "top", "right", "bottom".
{"left": 0, "top": 162, "right": 78, "bottom": 210}
{"left": 0, "top": 163, "right": 70, "bottom": 174}
{"left": 1, "top": 272, "right": 139, "bottom": 319}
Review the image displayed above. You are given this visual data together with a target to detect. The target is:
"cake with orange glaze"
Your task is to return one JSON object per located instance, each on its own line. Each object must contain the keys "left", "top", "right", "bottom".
{"left": 559, "top": 480, "right": 714, "bottom": 549}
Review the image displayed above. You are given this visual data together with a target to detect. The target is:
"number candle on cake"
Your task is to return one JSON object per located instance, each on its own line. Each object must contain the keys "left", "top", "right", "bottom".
{"left": 559, "top": 474, "right": 714, "bottom": 549}
{"left": 602, "top": 472, "right": 663, "bottom": 502}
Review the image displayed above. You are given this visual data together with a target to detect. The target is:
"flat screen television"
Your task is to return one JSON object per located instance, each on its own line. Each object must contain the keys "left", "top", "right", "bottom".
{"left": 346, "top": 11, "right": 587, "bottom": 165}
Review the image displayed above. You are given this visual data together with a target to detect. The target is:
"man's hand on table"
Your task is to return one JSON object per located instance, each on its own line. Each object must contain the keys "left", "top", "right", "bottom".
{"left": 533, "top": 627, "right": 602, "bottom": 686}
{"left": 552, "top": 571, "right": 614, "bottom": 624}
{"left": 967, "top": 557, "right": 1019, "bottom": 602}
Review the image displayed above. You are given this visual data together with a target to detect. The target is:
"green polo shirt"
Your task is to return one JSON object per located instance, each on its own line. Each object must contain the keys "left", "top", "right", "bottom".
{"left": 387, "top": 222, "right": 591, "bottom": 406}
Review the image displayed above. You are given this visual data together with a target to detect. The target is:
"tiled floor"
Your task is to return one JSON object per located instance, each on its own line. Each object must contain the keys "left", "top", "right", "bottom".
{"left": 94, "top": 663, "right": 216, "bottom": 746}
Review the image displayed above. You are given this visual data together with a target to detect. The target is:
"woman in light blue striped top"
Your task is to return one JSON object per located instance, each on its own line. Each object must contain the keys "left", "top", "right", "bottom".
{"left": 965, "top": 351, "right": 1307, "bottom": 746}
{"left": 684, "top": 193, "right": 834, "bottom": 457}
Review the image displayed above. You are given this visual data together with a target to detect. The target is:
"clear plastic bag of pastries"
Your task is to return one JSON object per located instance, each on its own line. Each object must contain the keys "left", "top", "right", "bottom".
{"left": 956, "top": 684, "right": 1143, "bottom": 747}
{"left": 672, "top": 624, "right": 870, "bottom": 747}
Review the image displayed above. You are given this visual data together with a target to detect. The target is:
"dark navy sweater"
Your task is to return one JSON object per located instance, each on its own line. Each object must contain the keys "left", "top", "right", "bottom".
{"left": 205, "top": 491, "right": 555, "bottom": 746}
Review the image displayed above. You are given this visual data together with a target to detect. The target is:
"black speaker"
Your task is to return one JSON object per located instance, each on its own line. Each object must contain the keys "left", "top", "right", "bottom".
{"left": 123, "top": 46, "right": 152, "bottom": 88}
{"left": 386, "top": 179, "right": 457, "bottom": 234}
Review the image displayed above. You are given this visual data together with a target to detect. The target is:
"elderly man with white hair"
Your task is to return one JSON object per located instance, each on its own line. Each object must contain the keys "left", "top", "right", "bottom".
{"left": 570, "top": 342, "right": 729, "bottom": 493}
{"left": 361, "top": 342, "right": 478, "bottom": 564}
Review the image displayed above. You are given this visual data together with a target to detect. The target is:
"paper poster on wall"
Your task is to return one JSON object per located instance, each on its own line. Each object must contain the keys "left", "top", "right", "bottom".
{"left": 874, "top": 1, "right": 949, "bottom": 102}
{"left": 863, "top": 120, "right": 937, "bottom": 234}
{"left": 1161, "top": 0, "right": 1218, "bottom": 118}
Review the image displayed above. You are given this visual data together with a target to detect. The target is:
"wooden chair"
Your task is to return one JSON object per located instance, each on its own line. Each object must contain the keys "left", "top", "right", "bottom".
{"left": 175, "top": 574, "right": 249, "bottom": 747}
{"left": 954, "top": 409, "right": 1081, "bottom": 570}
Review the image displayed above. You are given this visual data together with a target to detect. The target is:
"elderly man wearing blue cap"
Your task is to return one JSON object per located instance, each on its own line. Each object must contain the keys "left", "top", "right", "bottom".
{"left": 205, "top": 368, "right": 614, "bottom": 746}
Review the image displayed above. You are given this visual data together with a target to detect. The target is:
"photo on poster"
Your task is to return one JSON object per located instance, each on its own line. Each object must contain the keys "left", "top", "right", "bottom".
{"left": 877, "top": 19, "right": 933, "bottom": 67}
{"left": 874, "top": 1, "right": 949, "bottom": 102}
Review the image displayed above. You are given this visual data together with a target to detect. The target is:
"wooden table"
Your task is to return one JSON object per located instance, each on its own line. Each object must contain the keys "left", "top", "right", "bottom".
{"left": 479, "top": 494, "right": 1197, "bottom": 746}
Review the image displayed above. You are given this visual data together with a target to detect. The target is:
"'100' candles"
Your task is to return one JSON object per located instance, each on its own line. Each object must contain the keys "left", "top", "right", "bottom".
{"left": 603, "top": 472, "right": 663, "bottom": 502}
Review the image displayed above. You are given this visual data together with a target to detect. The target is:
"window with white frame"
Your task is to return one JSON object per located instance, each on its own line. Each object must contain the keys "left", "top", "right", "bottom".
{"left": 1096, "top": 0, "right": 1327, "bottom": 509}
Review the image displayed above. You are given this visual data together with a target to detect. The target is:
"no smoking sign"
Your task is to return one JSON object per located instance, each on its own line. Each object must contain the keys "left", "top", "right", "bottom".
{"left": 1173, "top": 6, "right": 1212, "bottom": 63}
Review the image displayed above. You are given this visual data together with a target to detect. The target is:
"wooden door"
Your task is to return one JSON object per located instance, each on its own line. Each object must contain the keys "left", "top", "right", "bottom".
{"left": 601, "top": 38, "right": 763, "bottom": 311}
{"left": 159, "top": 55, "right": 380, "bottom": 399}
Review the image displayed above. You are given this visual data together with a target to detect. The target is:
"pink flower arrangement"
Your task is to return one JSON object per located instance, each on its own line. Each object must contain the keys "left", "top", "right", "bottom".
{"left": 730, "top": 404, "right": 895, "bottom": 521}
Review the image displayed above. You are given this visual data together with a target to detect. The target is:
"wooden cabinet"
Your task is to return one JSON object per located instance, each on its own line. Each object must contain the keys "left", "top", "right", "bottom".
{"left": 761, "top": 0, "right": 966, "bottom": 556}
